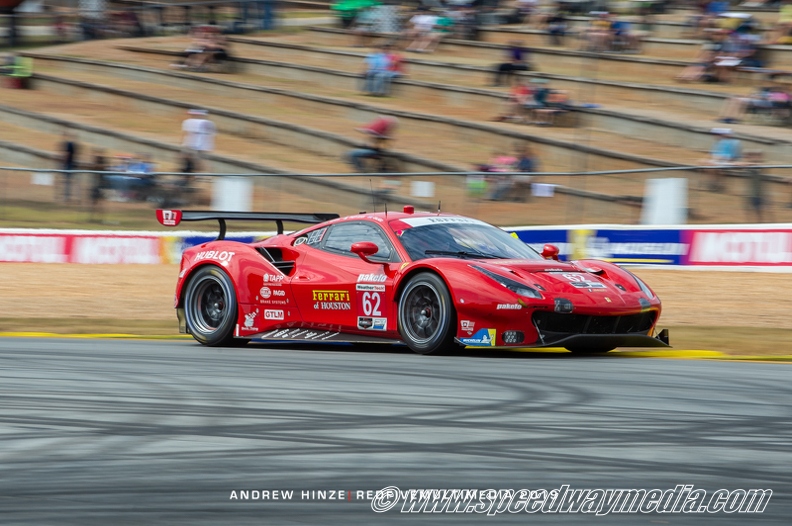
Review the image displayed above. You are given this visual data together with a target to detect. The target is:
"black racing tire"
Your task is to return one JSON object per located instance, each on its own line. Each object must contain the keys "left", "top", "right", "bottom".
{"left": 183, "top": 265, "right": 239, "bottom": 346}
{"left": 565, "top": 346, "right": 616, "bottom": 354}
{"left": 398, "top": 272, "right": 457, "bottom": 355}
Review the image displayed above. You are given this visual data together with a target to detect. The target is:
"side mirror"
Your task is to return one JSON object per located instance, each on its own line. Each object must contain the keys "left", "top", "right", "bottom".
{"left": 541, "top": 244, "right": 560, "bottom": 261}
{"left": 351, "top": 241, "right": 379, "bottom": 264}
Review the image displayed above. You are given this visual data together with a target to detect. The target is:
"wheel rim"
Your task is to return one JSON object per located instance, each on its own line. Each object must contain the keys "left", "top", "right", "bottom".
{"left": 403, "top": 283, "right": 442, "bottom": 343}
{"left": 189, "top": 276, "right": 228, "bottom": 334}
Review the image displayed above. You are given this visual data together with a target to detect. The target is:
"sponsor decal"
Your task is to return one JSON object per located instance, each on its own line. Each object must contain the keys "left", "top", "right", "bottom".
{"left": 294, "top": 228, "right": 327, "bottom": 247}
{"left": 461, "top": 320, "right": 475, "bottom": 334}
{"left": 263, "top": 273, "right": 284, "bottom": 284}
{"left": 560, "top": 273, "right": 606, "bottom": 290}
{"left": 243, "top": 309, "right": 259, "bottom": 331}
{"left": 312, "top": 290, "right": 350, "bottom": 302}
{"left": 357, "top": 316, "right": 387, "bottom": 331}
{"left": 260, "top": 328, "right": 340, "bottom": 341}
{"left": 401, "top": 216, "right": 488, "bottom": 227}
{"left": 570, "top": 282, "right": 606, "bottom": 290}
{"left": 357, "top": 273, "right": 387, "bottom": 283}
{"left": 259, "top": 287, "right": 287, "bottom": 304}
{"left": 264, "top": 309, "right": 284, "bottom": 321}
{"left": 496, "top": 304, "right": 522, "bottom": 310}
{"left": 460, "top": 328, "right": 496, "bottom": 347}
{"left": 157, "top": 209, "right": 182, "bottom": 227}
{"left": 315, "top": 302, "right": 351, "bottom": 310}
{"left": 356, "top": 283, "right": 386, "bottom": 292}
{"left": 195, "top": 250, "right": 235, "bottom": 264}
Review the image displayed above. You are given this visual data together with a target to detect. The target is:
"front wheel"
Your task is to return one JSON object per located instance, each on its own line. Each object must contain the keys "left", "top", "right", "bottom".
{"left": 398, "top": 272, "right": 457, "bottom": 355}
{"left": 183, "top": 265, "right": 239, "bottom": 346}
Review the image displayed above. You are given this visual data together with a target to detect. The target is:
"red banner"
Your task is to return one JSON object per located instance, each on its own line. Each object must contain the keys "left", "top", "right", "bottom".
{"left": 683, "top": 229, "right": 792, "bottom": 266}
{"left": 0, "top": 233, "right": 161, "bottom": 264}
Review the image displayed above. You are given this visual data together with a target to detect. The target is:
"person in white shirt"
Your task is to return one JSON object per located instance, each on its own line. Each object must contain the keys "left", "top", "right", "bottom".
{"left": 406, "top": 8, "right": 438, "bottom": 52}
{"left": 181, "top": 109, "right": 216, "bottom": 172}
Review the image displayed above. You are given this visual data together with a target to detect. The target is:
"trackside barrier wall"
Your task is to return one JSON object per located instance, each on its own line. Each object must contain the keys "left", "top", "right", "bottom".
{"left": 511, "top": 224, "right": 792, "bottom": 267}
{"left": 1, "top": 225, "right": 792, "bottom": 268}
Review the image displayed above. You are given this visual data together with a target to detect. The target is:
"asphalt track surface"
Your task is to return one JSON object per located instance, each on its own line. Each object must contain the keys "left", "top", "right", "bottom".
{"left": 0, "top": 338, "right": 790, "bottom": 525}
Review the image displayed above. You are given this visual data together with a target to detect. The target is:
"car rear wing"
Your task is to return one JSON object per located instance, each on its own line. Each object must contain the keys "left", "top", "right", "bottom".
{"left": 156, "top": 210, "right": 339, "bottom": 240}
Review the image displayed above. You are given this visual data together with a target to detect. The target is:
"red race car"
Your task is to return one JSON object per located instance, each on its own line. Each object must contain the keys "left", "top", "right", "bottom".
{"left": 156, "top": 208, "right": 669, "bottom": 354}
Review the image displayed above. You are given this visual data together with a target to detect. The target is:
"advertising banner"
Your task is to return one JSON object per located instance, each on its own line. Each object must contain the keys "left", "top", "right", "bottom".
{"left": 3, "top": 225, "right": 792, "bottom": 268}
{"left": 508, "top": 227, "right": 688, "bottom": 266}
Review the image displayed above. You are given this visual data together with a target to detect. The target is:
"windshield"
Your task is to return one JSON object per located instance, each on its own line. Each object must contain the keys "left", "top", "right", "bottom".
{"left": 395, "top": 219, "right": 542, "bottom": 261}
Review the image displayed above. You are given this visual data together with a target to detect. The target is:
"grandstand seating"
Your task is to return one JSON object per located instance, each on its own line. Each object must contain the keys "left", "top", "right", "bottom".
{"left": 2, "top": 8, "right": 792, "bottom": 225}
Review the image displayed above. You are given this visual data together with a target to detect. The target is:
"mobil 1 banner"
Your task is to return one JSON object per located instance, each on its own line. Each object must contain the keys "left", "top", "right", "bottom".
{"left": 507, "top": 227, "right": 687, "bottom": 266}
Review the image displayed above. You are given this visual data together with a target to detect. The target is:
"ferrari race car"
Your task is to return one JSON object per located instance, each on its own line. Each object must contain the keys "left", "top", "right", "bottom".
{"left": 156, "top": 208, "right": 669, "bottom": 355}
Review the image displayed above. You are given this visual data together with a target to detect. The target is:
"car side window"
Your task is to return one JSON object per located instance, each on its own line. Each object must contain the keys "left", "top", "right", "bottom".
{"left": 321, "top": 222, "right": 395, "bottom": 261}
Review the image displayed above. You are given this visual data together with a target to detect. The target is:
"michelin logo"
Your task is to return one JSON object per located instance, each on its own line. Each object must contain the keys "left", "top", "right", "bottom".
{"left": 460, "top": 328, "right": 496, "bottom": 347}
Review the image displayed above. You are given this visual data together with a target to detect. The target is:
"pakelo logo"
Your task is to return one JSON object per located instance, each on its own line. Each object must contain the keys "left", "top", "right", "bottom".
{"left": 264, "top": 309, "right": 284, "bottom": 320}
{"left": 263, "top": 274, "right": 284, "bottom": 284}
{"left": 357, "top": 273, "right": 387, "bottom": 283}
{"left": 496, "top": 304, "right": 522, "bottom": 310}
{"left": 312, "top": 290, "right": 350, "bottom": 302}
{"left": 260, "top": 287, "right": 272, "bottom": 299}
{"left": 461, "top": 320, "right": 475, "bottom": 334}
{"left": 460, "top": 328, "right": 496, "bottom": 347}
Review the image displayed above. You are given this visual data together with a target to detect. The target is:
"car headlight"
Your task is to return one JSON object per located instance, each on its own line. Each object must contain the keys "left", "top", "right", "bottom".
{"left": 471, "top": 265, "right": 543, "bottom": 299}
{"left": 629, "top": 272, "right": 655, "bottom": 299}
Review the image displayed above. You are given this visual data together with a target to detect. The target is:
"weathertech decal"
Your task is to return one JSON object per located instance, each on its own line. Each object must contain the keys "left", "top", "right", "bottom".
{"left": 356, "top": 284, "right": 386, "bottom": 292}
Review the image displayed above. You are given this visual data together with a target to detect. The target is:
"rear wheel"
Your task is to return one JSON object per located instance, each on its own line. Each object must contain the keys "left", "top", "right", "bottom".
{"left": 184, "top": 266, "right": 239, "bottom": 346}
{"left": 398, "top": 273, "right": 457, "bottom": 355}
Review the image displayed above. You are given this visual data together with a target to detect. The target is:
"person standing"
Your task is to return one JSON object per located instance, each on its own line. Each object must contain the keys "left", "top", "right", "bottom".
{"left": 493, "top": 41, "right": 530, "bottom": 87}
{"left": 60, "top": 131, "right": 79, "bottom": 203}
{"left": 181, "top": 109, "right": 216, "bottom": 173}
{"left": 89, "top": 148, "right": 108, "bottom": 223}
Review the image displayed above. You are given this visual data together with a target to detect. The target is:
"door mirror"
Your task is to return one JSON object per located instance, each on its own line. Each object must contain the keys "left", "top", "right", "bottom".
{"left": 541, "top": 244, "right": 560, "bottom": 261}
{"left": 351, "top": 241, "right": 379, "bottom": 264}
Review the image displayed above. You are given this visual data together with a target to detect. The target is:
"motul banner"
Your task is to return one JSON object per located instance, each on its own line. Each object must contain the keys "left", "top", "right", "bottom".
{"left": 682, "top": 230, "right": 792, "bottom": 266}
{"left": 0, "top": 230, "right": 269, "bottom": 264}
{"left": 0, "top": 233, "right": 160, "bottom": 264}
